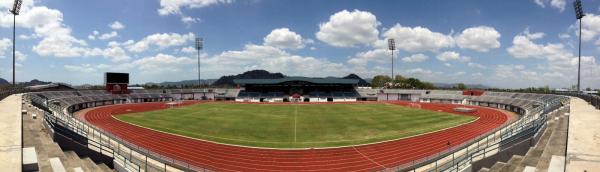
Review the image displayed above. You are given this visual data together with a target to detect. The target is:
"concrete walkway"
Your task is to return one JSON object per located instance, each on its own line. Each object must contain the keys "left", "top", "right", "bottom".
{"left": 567, "top": 97, "right": 600, "bottom": 172}
{"left": 0, "top": 94, "right": 22, "bottom": 172}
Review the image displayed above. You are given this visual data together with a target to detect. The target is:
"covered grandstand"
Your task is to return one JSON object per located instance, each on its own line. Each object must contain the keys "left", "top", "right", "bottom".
{"left": 234, "top": 77, "right": 360, "bottom": 102}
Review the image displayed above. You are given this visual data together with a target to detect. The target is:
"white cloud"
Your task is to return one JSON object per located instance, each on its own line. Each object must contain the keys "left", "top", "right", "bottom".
{"left": 64, "top": 64, "right": 98, "bottom": 73}
{"left": 19, "top": 34, "right": 39, "bottom": 40}
{"left": 181, "top": 16, "right": 200, "bottom": 25}
{"left": 402, "top": 54, "right": 428, "bottom": 63}
{"left": 0, "top": 2, "right": 93, "bottom": 58}
{"left": 550, "top": 0, "right": 566, "bottom": 12}
{"left": 533, "top": 0, "right": 566, "bottom": 12}
{"left": 507, "top": 29, "right": 571, "bottom": 62}
{"left": 264, "top": 28, "right": 306, "bottom": 49}
{"left": 15, "top": 51, "right": 27, "bottom": 61}
{"left": 436, "top": 51, "right": 470, "bottom": 62}
{"left": 316, "top": 9, "right": 380, "bottom": 47}
{"left": 381, "top": 24, "right": 454, "bottom": 53}
{"left": 102, "top": 46, "right": 130, "bottom": 62}
{"left": 578, "top": 14, "right": 600, "bottom": 42}
{"left": 109, "top": 21, "right": 125, "bottom": 30}
{"left": 133, "top": 53, "right": 196, "bottom": 73}
{"left": 108, "top": 40, "right": 134, "bottom": 47}
{"left": 180, "top": 46, "right": 196, "bottom": 54}
{"left": 98, "top": 31, "right": 118, "bottom": 40}
{"left": 405, "top": 68, "right": 434, "bottom": 75}
{"left": 127, "top": 32, "right": 195, "bottom": 52}
{"left": 534, "top": 0, "right": 545, "bottom": 7}
{"left": 158, "top": 0, "right": 233, "bottom": 16}
{"left": 0, "top": 38, "right": 11, "bottom": 58}
{"left": 88, "top": 35, "right": 96, "bottom": 40}
{"left": 205, "top": 44, "right": 350, "bottom": 77}
{"left": 455, "top": 26, "right": 501, "bottom": 52}
{"left": 467, "top": 62, "right": 486, "bottom": 69}
{"left": 347, "top": 49, "right": 389, "bottom": 66}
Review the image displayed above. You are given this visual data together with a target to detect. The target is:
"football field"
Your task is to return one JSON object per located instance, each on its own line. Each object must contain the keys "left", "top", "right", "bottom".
{"left": 116, "top": 103, "right": 476, "bottom": 148}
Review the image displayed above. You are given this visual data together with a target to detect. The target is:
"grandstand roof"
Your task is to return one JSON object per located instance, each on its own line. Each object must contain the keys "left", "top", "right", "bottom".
{"left": 234, "top": 77, "right": 359, "bottom": 85}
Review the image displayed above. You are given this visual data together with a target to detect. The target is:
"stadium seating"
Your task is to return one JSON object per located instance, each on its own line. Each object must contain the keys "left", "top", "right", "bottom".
{"left": 24, "top": 88, "right": 568, "bottom": 172}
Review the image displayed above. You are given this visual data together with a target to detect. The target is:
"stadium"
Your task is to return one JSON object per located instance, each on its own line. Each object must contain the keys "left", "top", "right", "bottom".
{"left": 2, "top": 71, "right": 581, "bottom": 172}
{"left": 2, "top": 1, "right": 600, "bottom": 172}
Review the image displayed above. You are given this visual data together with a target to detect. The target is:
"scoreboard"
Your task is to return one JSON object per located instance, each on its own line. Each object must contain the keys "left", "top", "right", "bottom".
{"left": 105, "top": 72, "right": 129, "bottom": 94}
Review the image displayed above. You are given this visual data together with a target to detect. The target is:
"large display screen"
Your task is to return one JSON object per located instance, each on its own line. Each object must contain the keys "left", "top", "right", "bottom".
{"left": 105, "top": 72, "right": 129, "bottom": 84}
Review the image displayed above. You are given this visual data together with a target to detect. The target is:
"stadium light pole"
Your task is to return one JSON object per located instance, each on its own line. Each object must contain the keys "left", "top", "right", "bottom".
{"left": 388, "top": 38, "right": 396, "bottom": 79}
{"left": 574, "top": 0, "right": 585, "bottom": 93}
{"left": 10, "top": 0, "right": 22, "bottom": 86}
{"left": 195, "top": 37, "right": 203, "bottom": 87}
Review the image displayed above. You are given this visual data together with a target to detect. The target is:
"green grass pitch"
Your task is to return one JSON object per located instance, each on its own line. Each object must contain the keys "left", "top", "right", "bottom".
{"left": 116, "top": 103, "right": 476, "bottom": 148}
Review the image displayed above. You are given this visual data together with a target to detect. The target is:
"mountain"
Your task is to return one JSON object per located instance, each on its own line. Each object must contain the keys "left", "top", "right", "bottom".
{"left": 343, "top": 74, "right": 370, "bottom": 87}
{"left": 433, "top": 83, "right": 490, "bottom": 89}
{"left": 212, "top": 70, "right": 285, "bottom": 87}
{"left": 0, "top": 78, "right": 8, "bottom": 85}
{"left": 146, "top": 79, "right": 216, "bottom": 87}
{"left": 18, "top": 79, "right": 52, "bottom": 87}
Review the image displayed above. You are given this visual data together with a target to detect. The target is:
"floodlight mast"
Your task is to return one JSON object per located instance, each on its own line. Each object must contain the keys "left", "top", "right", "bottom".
{"left": 195, "top": 37, "right": 203, "bottom": 87}
{"left": 10, "top": 0, "right": 22, "bottom": 86}
{"left": 388, "top": 38, "right": 396, "bottom": 79}
{"left": 574, "top": 0, "right": 585, "bottom": 93}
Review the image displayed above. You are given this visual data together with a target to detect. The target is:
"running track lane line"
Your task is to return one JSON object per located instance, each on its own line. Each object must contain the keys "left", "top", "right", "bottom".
{"left": 353, "top": 146, "right": 386, "bottom": 169}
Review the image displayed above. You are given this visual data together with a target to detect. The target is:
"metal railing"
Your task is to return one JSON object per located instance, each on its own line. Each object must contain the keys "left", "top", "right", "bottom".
{"left": 384, "top": 96, "right": 568, "bottom": 171}
{"left": 0, "top": 86, "right": 27, "bottom": 100}
{"left": 559, "top": 92, "right": 600, "bottom": 110}
{"left": 25, "top": 92, "right": 569, "bottom": 172}
{"left": 27, "top": 93, "right": 212, "bottom": 172}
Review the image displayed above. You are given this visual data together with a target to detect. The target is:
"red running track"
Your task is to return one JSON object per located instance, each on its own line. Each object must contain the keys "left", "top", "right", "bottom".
{"left": 83, "top": 101, "right": 510, "bottom": 172}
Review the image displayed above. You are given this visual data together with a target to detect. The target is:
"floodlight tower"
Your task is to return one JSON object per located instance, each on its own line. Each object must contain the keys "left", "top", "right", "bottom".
{"left": 574, "top": 0, "right": 585, "bottom": 93}
{"left": 9, "top": 0, "right": 22, "bottom": 86}
{"left": 195, "top": 37, "right": 203, "bottom": 87}
{"left": 388, "top": 38, "right": 396, "bottom": 79}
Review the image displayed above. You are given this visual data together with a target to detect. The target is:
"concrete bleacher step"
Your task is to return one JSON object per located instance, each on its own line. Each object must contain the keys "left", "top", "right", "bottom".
{"left": 73, "top": 167, "right": 84, "bottom": 172}
{"left": 522, "top": 166, "right": 536, "bottom": 172}
{"left": 513, "top": 115, "right": 560, "bottom": 172}
{"left": 488, "top": 162, "right": 506, "bottom": 172}
{"left": 501, "top": 155, "right": 524, "bottom": 172}
{"left": 478, "top": 167, "right": 490, "bottom": 172}
{"left": 535, "top": 115, "right": 568, "bottom": 171}
{"left": 49, "top": 157, "right": 67, "bottom": 172}
{"left": 82, "top": 157, "right": 103, "bottom": 171}
{"left": 98, "top": 163, "right": 113, "bottom": 172}
{"left": 64, "top": 151, "right": 94, "bottom": 172}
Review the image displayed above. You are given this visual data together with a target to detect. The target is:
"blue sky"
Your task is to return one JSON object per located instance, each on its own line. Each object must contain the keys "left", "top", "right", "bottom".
{"left": 0, "top": 0, "right": 599, "bottom": 88}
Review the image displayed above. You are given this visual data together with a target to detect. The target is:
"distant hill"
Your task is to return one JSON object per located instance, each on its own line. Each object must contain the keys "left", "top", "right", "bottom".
{"left": 343, "top": 74, "right": 370, "bottom": 87}
{"left": 212, "top": 70, "right": 285, "bottom": 87}
{"left": 434, "top": 83, "right": 489, "bottom": 89}
{"left": 146, "top": 79, "right": 216, "bottom": 87}
{"left": 22, "top": 79, "right": 52, "bottom": 87}
{"left": 0, "top": 78, "right": 8, "bottom": 85}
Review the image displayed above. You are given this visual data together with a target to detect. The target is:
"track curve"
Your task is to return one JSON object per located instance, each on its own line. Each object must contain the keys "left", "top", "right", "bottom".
{"left": 83, "top": 101, "right": 509, "bottom": 172}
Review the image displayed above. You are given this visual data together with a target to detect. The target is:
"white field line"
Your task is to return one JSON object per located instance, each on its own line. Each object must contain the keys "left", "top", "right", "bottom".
{"left": 294, "top": 105, "right": 298, "bottom": 143}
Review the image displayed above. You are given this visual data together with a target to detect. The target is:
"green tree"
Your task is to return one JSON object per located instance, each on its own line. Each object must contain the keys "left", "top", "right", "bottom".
{"left": 457, "top": 83, "right": 467, "bottom": 90}
{"left": 371, "top": 75, "right": 392, "bottom": 88}
{"left": 405, "top": 78, "right": 422, "bottom": 89}
{"left": 421, "top": 81, "right": 435, "bottom": 89}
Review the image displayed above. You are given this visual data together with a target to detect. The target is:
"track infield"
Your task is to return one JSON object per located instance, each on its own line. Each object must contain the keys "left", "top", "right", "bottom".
{"left": 116, "top": 103, "right": 476, "bottom": 148}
